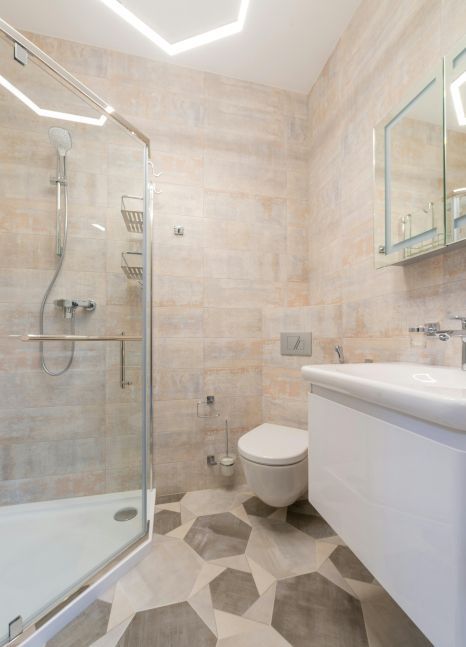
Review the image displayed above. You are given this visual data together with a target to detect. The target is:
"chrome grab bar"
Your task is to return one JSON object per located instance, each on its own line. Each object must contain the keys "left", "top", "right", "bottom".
{"left": 120, "top": 331, "right": 132, "bottom": 389}
{"left": 11, "top": 334, "right": 142, "bottom": 342}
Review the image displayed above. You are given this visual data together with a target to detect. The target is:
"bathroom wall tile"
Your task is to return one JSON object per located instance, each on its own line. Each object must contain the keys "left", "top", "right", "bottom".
{"left": 153, "top": 151, "right": 203, "bottom": 188}
{"left": 204, "top": 367, "right": 262, "bottom": 397}
{"left": 155, "top": 184, "right": 204, "bottom": 219}
{"left": 205, "top": 99, "right": 285, "bottom": 140}
{"left": 0, "top": 437, "right": 105, "bottom": 481}
{"left": 0, "top": 405, "right": 105, "bottom": 444}
{"left": 203, "top": 308, "right": 262, "bottom": 339}
{"left": 204, "top": 156, "right": 287, "bottom": 198}
{"left": 262, "top": 367, "right": 308, "bottom": 401}
{"left": 154, "top": 431, "right": 203, "bottom": 465}
{"left": 262, "top": 396, "right": 307, "bottom": 430}
{"left": 155, "top": 369, "right": 204, "bottom": 401}
{"left": 154, "top": 276, "right": 204, "bottom": 307}
{"left": 105, "top": 435, "right": 142, "bottom": 470}
{"left": 204, "top": 340, "right": 262, "bottom": 369}
{"left": 203, "top": 279, "right": 284, "bottom": 309}
{"left": 204, "top": 191, "right": 286, "bottom": 228}
{"left": 155, "top": 339, "right": 204, "bottom": 370}
{"left": 107, "top": 403, "right": 141, "bottom": 438}
{"left": 155, "top": 246, "right": 204, "bottom": 278}
{"left": 154, "top": 307, "right": 204, "bottom": 338}
{"left": 154, "top": 400, "right": 198, "bottom": 434}
{"left": 0, "top": 471, "right": 106, "bottom": 505}
{"left": 204, "top": 73, "right": 284, "bottom": 114}
{"left": 286, "top": 282, "right": 310, "bottom": 307}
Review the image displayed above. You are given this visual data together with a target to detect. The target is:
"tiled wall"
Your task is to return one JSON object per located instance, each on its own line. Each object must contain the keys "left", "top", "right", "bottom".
{"left": 22, "top": 33, "right": 310, "bottom": 497}
{"left": 21, "top": 0, "right": 466, "bottom": 500}
{"left": 307, "top": 0, "right": 466, "bottom": 368}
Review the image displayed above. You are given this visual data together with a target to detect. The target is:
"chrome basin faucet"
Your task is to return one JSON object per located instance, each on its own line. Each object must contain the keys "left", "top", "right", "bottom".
{"left": 409, "top": 315, "right": 466, "bottom": 370}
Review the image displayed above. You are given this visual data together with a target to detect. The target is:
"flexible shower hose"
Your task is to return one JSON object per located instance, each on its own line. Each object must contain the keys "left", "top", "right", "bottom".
{"left": 39, "top": 171, "right": 76, "bottom": 376}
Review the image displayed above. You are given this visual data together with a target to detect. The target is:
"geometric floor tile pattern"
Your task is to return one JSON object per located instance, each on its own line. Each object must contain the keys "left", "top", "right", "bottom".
{"left": 209, "top": 568, "right": 259, "bottom": 615}
{"left": 185, "top": 512, "right": 251, "bottom": 560}
{"left": 272, "top": 572, "right": 368, "bottom": 646}
{"left": 47, "top": 488, "right": 433, "bottom": 647}
{"left": 115, "top": 603, "right": 216, "bottom": 646}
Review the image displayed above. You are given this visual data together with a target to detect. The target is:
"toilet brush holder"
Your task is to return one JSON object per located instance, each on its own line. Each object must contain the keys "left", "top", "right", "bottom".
{"left": 219, "top": 455, "right": 235, "bottom": 477}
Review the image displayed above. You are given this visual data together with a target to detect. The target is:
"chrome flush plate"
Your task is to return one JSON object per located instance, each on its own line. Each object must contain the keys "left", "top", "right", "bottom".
{"left": 280, "top": 332, "right": 312, "bottom": 356}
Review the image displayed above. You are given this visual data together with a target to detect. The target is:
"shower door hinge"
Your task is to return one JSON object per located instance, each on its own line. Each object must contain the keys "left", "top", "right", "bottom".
{"left": 9, "top": 615, "right": 23, "bottom": 641}
{"left": 14, "top": 43, "right": 28, "bottom": 66}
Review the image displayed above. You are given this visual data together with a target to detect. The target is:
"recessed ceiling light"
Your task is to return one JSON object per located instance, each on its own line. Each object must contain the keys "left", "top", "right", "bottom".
{"left": 98, "top": 0, "right": 250, "bottom": 56}
{"left": 0, "top": 74, "right": 107, "bottom": 126}
{"left": 451, "top": 71, "right": 466, "bottom": 126}
{"left": 91, "top": 223, "right": 106, "bottom": 231}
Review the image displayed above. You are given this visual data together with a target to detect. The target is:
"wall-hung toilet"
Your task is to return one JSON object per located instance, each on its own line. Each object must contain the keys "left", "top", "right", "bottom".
{"left": 238, "top": 423, "right": 308, "bottom": 507}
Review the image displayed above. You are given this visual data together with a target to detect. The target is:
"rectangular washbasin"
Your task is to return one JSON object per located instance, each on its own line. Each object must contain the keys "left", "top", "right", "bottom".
{"left": 302, "top": 362, "right": 466, "bottom": 431}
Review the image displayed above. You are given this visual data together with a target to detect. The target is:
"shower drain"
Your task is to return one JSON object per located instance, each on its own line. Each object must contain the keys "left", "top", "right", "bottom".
{"left": 114, "top": 507, "right": 138, "bottom": 522}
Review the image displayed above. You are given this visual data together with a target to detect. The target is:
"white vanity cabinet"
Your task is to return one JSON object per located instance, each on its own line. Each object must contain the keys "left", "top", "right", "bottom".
{"left": 302, "top": 363, "right": 466, "bottom": 647}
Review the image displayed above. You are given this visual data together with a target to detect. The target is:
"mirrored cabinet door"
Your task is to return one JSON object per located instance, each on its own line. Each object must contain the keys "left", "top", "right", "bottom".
{"left": 374, "top": 64, "right": 445, "bottom": 267}
{"left": 446, "top": 36, "right": 466, "bottom": 245}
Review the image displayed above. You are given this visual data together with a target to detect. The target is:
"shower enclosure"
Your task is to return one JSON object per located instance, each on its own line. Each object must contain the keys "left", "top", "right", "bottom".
{"left": 0, "top": 19, "right": 152, "bottom": 647}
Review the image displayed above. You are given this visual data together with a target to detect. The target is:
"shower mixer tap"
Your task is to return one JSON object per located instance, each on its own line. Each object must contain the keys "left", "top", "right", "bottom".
{"left": 54, "top": 299, "right": 96, "bottom": 319}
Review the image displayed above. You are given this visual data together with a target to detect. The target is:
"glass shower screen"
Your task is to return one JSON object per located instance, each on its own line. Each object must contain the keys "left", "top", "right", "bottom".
{"left": 0, "top": 24, "right": 151, "bottom": 646}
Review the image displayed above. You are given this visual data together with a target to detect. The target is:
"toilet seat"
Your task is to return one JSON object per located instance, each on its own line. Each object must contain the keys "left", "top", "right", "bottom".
{"left": 238, "top": 423, "right": 308, "bottom": 466}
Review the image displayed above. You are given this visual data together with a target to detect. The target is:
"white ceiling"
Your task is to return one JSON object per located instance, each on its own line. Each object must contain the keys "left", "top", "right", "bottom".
{"left": 0, "top": 0, "right": 360, "bottom": 93}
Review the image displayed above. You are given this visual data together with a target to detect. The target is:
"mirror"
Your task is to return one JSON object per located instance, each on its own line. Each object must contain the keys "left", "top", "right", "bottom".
{"left": 374, "top": 65, "right": 445, "bottom": 267}
{"left": 445, "top": 36, "right": 466, "bottom": 244}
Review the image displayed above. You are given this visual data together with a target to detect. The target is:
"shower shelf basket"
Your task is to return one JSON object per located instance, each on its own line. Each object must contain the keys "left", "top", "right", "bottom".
{"left": 121, "top": 251, "right": 143, "bottom": 283}
{"left": 121, "top": 195, "right": 143, "bottom": 233}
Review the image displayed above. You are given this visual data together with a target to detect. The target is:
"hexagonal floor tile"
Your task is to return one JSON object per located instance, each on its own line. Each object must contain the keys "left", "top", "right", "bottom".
{"left": 243, "top": 496, "right": 278, "bottom": 518}
{"left": 330, "top": 546, "right": 374, "bottom": 583}
{"left": 46, "top": 600, "right": 111, "bottom": 647}
{"left": 154, "top": 509, "right": 182, "bottom": 535}
{"left": 272, "top": 572, "right": 368, "bottom": 646}
{"left": 184, "top": 512, "right": 251, "bottom": 560}
{"left": 286, "top": 504, "right": 336, "bottom": 539}
{"left": 115, "top": 602, "right": 216, "bottom": 646}
{"left": 114, "top": 534, "right": 203, "bottom": 611}
{"left": 209, "top": 568, "right": 259, "bottom": 615}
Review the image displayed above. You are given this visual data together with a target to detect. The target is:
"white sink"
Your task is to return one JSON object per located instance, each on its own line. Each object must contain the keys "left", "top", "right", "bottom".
{"left": 302, "top": 362, "right": 466, "bottom": 431}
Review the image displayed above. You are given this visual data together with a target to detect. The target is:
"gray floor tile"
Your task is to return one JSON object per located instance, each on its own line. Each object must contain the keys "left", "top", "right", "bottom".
{"left": 243, "top": 496, "right": 277, "bottom": 518}
{"left": 350, "top": 581, "right": 432, "bottom": 647}
{"left": 184, "top": 512, "right": 251, "bottom": 560}
{"left": 286, "top": 510, "right": 336, "bottom": 539}
{"left": 116, "top": 602, "right": 216, "bottom": 646}
{"left": 287, "top": 500, "right": 320, "bottom": 517}
{"left": 156, "top": 493, "right": 186, "bottom": 504}
{"left": 47, "top": 600, "right": 111, "bottom": 647}
{"left": 330, "top": 546, "right": 374, "bottom": 583}
{"left": 272, "top": 572, "right": 368, "bottom": 646}
{"left": 209, "top": 568, "right": 259, "bottom": 615}
{"left": 154, "top": 509, "right": 182, "bottom": 535}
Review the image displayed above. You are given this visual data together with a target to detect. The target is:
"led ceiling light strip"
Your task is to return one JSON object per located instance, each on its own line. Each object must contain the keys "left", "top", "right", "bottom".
{"left": 0, "top": 74, "right": 108, "bottom": 126}
{"left": 451, "top": 70, "right": 466, "bottom": 126}
{"left": 99, "top": 0, "right": 250, "bottom": 55}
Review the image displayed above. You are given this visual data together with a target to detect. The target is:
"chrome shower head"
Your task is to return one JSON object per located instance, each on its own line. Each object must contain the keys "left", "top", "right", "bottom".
{"left": 48, "top": 127, "right": 72, "bottom": 157}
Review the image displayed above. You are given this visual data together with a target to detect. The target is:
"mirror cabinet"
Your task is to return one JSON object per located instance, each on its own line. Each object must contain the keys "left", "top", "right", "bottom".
{"left": 374, "top": 36, "right": 466, "bottom": 267}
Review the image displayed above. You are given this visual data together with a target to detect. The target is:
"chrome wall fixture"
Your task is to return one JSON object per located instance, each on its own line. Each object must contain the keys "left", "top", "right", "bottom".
{"left": 409, "top": 315, "right": 466, "bottom": 370}
{"left": 120, "top": 331, "right": 133, "bottom": 389}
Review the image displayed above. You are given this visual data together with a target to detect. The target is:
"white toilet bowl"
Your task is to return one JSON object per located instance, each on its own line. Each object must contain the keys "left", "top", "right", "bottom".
{"left": 238, "top": 423, "right": 308, "bottom": 507}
